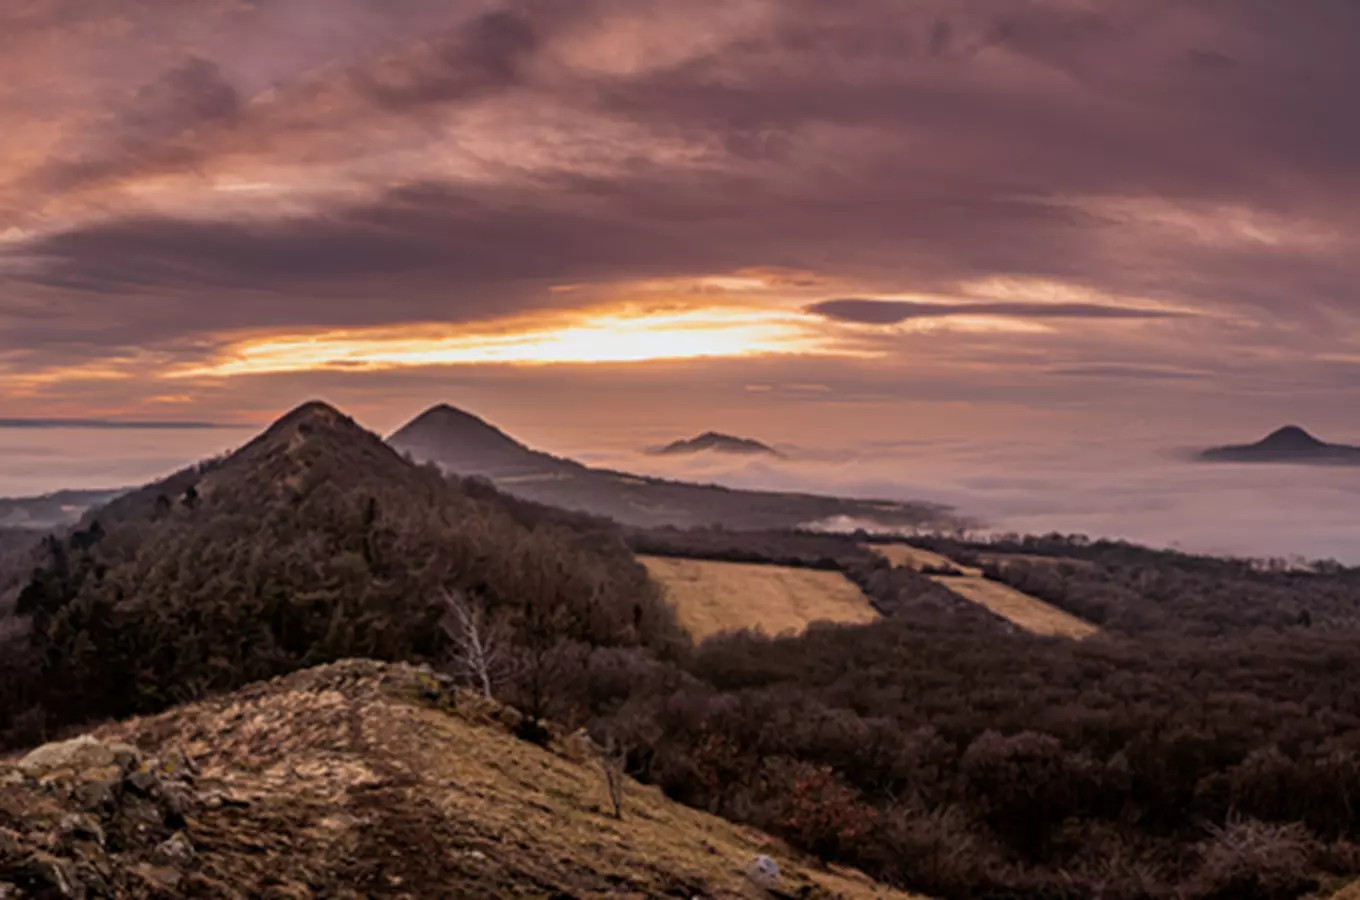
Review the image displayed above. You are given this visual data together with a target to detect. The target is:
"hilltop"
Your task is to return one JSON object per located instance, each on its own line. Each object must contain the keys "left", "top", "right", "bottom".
{"left": 387, "top": 403, "right": 583, "bottom": 479}
{"left": 389, "top": 403, "right": 954, "bottom": 532}
{"left": 652, "top": 431, "right": 782, "bottom": 457}
{"left": 1198, "top": 425, "right": 1360, "bottom": 465}
{"left": 0, "top": 659, "right": 911, "bottom": 899}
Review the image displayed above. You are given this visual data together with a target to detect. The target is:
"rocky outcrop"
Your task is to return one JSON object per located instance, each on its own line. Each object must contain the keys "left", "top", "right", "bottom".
{"left": 0, "top": 661, "right": 915, "bottom": 899}
{"left": 0, "top": 733, "right": 197, "bottom": 897}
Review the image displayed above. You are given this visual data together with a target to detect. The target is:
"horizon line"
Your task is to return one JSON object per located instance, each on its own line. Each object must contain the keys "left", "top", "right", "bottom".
{"left": 0, "top": 418, "right": 238, "bottom": 430}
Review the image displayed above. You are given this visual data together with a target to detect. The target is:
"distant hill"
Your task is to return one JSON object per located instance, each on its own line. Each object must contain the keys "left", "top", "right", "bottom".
{"left": 0, "top": 488, "right": 125, "bottom": 530}
{"left": 385, "top": 403, "right": 583, "bottom": 479}
{"left": 389, "top": 404, "right": 955, "bottom": 532}
{"left": 1198, "top": 426, "right": 1360, "bottom": 465}
{"left": 651, "top": 431, "right": 781, "bottom": 457}
{"left": 0, "top": 400, "right": 678, "bottom": 745}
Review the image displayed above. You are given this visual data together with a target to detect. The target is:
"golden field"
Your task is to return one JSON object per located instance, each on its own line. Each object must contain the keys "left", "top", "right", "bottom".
{"left": 867, "top": 543, "right": 983, "bottom": 576}
{"left": 870, "top": 543, "right": 1099, "bottom": 640}
{"left": 640, "top": 555, "right": 879, "bottom": 640}
{"left": 930, "top": 575, "right": 1100, "bottom": 640}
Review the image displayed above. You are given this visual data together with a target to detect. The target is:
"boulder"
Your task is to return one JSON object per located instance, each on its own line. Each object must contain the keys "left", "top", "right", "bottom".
{"left": 17, "top": 736, "right": 117, "bottom": 780}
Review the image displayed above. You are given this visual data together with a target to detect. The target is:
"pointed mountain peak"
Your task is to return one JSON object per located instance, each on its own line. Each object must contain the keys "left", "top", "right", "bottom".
{"left": 393, "top": 403, "right": 523, "bottom": 445}
{"left": 1259, "top": 425, "right": 1323, "bottom": 447}
{"left": 257, "top": 401, "right": 366, "bottom": 443}
{"left": 276, "top": 400, "right": 344, "bottom": 425}
{"left": 217, "top": 401, "right": 399, "bottom": 479}
{"left": 1198, "top": 424, "right": 1360, "bottom": 465}
{"left": 389, "top": 403, "right": 572, "bottom": 478}
{"left": 408, "top": 403, "right": 500, "bottom": 431}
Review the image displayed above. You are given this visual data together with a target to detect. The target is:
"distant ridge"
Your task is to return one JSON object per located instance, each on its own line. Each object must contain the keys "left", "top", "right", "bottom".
{"left": 1198, "top": 426, "right": 1360, "bottom": 465}
{"left": 651, "top": 431, "right": 781, "bottom": 457}
{"left": 389, "top": 403, "right": 955, "bottom": 531}
{"left": 0, "top": 488, "right": 127, "bottom": 530}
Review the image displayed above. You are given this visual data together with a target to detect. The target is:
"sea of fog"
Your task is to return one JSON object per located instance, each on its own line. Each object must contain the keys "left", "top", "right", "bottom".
{"left": 3, "top": 426, "right": 1359, "bottom": 564}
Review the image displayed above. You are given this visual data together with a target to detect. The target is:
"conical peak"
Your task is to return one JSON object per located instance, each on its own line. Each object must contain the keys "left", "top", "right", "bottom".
{"left": 278, "top": 400, "right": 344, "bottom": 424}
{"left": 414, "top": 404, "right": 495, "bottom": 428}
{"left": 1260, "top": 425, "right": 1323, "bottom": 447}
{"left": 262, "top": 401, "right": 356, "bottom": 437}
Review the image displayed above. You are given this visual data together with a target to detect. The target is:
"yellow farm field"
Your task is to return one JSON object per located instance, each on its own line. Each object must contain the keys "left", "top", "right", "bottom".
{"left": 867, "top": 543, "right": 983, "bottom": 576}
{"left": 931, "top": 575, "right": 1100, "bottom": 640}
{"left": 640, "top": 555, "right": 879, "bottom": 641}
{"left": 868, "top": 543, "right": 1098, "bottom": 639}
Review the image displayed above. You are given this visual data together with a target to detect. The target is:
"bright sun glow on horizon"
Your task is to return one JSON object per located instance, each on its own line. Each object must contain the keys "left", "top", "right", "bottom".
{"left": 172, "top": 306, "right": 862, "bottom": 378}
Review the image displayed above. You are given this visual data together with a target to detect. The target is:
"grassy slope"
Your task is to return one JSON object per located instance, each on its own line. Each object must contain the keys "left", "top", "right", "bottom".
{"left": 640, "top": 555, "right": 879, "bottom": 640}
{"left": 868, "top": 544, "right": 1099, "bottom": 639}
{"left": 930, "top": 575, "right": 1100, "bottom": 639}
{"left": 78, "top": 659, "right": 916, "bottom": 899}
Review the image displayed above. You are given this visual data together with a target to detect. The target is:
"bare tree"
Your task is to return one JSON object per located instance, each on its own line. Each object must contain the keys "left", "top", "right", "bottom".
{"left": 439, "top": 590, "right": 512, "bottom": 699}
{"left": 601, "top": 733, "right": 627, "bottom": 820}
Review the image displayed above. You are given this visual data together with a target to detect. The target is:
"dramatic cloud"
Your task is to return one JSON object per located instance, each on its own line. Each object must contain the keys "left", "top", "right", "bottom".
{"left": 0, "top": 0, "right": 1358, "bottom": 439}
{"left": 807, "top": 298, "right": 1191, "bottom": 325}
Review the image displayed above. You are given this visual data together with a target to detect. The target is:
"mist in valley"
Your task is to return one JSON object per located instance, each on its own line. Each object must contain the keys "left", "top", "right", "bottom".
{"left": 10, "top": 421, "right": 1353, "bottom": 563}
{"left": 582, "top": 435, "right": 1360, "bottom": 564}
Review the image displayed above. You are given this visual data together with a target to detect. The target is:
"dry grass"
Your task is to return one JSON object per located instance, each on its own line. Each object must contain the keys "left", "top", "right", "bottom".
{"left": 395, "top": 702, "right": 915, "bottom": 899}
{"left": 868, "top": 544, "right": 983, "bottom": 576}
{"left": 868, "top": 544, "right": 1098, "bottom": 640}
{"left": 87, "top": 660, "right": 919, "bottom": 899}
{"left": 931, "top": 575, "right": 1099, "bottom": 639}
{"left": 640, "top": 555, "right": 879, "bottom": 640}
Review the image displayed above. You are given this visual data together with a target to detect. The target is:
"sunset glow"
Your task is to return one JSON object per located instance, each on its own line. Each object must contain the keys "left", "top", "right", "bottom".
{"left": 173, "top": 306, "right": 857, "bottom": 378}
{"left": 0, "top": 0, "right": 1356, "bottom": 438}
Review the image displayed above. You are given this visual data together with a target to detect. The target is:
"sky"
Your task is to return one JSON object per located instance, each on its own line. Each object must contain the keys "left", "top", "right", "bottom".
{"left": 3, "top": 0, "right": 1360, "bottom": 448}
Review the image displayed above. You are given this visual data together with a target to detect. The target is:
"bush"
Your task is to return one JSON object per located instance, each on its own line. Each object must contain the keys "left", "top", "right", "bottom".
{"left": 1188, "top": 818, "right": 1320, "bottom": 899}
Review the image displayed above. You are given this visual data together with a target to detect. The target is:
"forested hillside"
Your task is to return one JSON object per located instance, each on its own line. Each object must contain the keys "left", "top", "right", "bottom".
{"left": 0, "top": 402, "right": 682, "bottom": 746}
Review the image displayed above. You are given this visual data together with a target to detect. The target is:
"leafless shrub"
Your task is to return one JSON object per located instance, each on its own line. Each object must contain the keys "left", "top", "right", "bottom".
{"left": 601, "top": 733, "right": 627, "bottom": 820}
{"left": 1188, "top": 815, "right": 1320, "bottom": 899}
{"left": 439, "top": 589, "right": 515, "bottom": 699}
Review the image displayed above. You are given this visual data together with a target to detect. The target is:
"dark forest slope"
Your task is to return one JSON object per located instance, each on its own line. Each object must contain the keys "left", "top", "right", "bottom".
{"left": 0, "top": 401, "right": 682, "bottom": 745}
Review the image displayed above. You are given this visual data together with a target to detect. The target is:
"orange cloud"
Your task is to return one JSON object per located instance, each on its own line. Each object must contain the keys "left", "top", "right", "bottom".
{"left": 170, "top": 305, "right": 865, "bottom": 379}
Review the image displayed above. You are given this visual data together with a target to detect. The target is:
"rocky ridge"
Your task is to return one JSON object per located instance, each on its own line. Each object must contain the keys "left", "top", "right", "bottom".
{"left": 0, "top": 660, "right": 914, "bottom": 899}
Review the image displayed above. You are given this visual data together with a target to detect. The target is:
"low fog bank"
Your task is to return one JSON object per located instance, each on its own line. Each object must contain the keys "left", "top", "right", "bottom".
{"left": 5, "top": 425, "right": 1358, "bottom": 564}
{"left": 585, "top": 437, "right": 1360, "bottom": 565}
{"left": 0, "top": 428, "right": 252, "bottom": 498}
